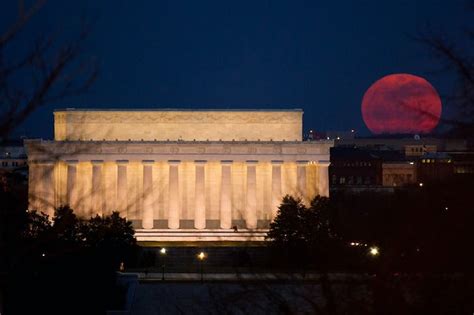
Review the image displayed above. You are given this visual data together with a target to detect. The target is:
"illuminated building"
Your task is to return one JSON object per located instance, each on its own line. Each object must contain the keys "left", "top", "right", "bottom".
{"left": 25, "top": 109, "right": 332, "bottom": 241}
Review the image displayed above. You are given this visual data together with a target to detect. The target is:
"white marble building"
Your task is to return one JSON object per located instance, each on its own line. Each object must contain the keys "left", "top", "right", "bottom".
{"left": 26, "top": 109, "right": 332, "bottom": 241}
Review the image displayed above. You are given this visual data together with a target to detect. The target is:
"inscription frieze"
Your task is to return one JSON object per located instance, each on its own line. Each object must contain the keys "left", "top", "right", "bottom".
{"left": 63, "top": 111, "right": 301, "bottom": 124}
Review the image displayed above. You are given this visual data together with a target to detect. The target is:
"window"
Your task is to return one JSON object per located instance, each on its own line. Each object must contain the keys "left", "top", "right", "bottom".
{"left": 339, "top": 177, "right": 346, "bottom": 185}
{"left": 356, "top": 176, "right": 362, "bottom": 184}
{"left": 331, "top": 175, "right": 337, "bottom": 184}
{"left": 1, "top": 161, "right": 7, "bottom": 167}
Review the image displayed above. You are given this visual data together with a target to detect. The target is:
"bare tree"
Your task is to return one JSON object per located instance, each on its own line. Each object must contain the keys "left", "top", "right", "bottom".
{"left": 415, "top": 1, "right": 474, "bottom": 136}
{"left": 0, "top": 0, "right": 98, "bottom": 140}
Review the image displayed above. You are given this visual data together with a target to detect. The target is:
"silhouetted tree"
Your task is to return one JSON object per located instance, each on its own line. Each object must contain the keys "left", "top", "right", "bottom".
{"left": 267, "top": 195, "right": 306, "bottom": 247}
{"left": 0, "top": 0, "right": 97, "bottom": 140}
{"left": 84, "top": 211, "right": 136, "bottom": 250}
{"left": 416, "top": 1, "right": 474, "bottom": 136}
{"left": 5, "top": 206, "right": 136, "bottom": 314}
{"left": 267, "top": 195, "right": 340, "bottom": 269}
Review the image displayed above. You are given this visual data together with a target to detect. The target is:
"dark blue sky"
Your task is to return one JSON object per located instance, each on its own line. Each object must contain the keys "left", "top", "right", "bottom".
{"left": 4, "top": 0, "right": 472, "bottom": 138}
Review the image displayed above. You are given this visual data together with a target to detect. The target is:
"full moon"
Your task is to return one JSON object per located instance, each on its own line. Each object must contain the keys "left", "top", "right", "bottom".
{"left": 361, "top": 73, "right": 442, "bottom": 134}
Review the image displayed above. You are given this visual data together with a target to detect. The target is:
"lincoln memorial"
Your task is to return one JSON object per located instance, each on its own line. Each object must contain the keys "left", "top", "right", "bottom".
{"left": 26, "top": 109, "right": 332, "bottom": 241}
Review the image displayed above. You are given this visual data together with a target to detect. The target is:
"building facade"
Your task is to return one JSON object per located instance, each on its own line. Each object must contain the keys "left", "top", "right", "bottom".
{"left": 26, "top": 109, "right": 332, "bottom": 241}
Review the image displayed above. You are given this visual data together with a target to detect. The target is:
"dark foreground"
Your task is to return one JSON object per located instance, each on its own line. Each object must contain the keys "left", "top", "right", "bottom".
{"left": 115, "top": 272, "right": 474, "bottom": 315}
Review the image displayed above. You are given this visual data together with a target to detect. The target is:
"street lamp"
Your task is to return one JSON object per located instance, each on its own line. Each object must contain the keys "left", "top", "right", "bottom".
{"left": 160, "top": 247, "right": 167, "bottom": 281}
{"left": 419, "top": 182, "right": 424, "bottom": 187}
{"left": 197, "top": 251, "right": 206, "bottom": 283}
{"left": 369, "top": 246, "right": 379, "bottom": 257}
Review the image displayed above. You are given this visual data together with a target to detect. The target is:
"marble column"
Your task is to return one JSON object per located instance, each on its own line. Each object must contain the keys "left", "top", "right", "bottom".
{"left": 66, "top": 160, "right": 78, "bottom": 211}
{"left": 271, "top": 160, "right": 283, "bottom": 220}
{"left": 91, "top": 160, "right": 104, "bottom": 217}
{"left": 296, "top": 160, "right": 308, "bottom": 202}
{"left": 28, "top": 161, "right": 40, "bottom": 211}
{"left": 220, "top": 160, "right": 232, "bottom": 229}
{"left": 37, "top": 161, "right": 55, "bottom": 218}
{"left": 168, "top": 160, "right": 180, "bottom": 229}
{"left": 246, "top": 160, "right": 258, "bottom": 229}
{"left": 194, "top": 160, "right": 206, "bottom": 230}
{"left": 142, "top": 160, "right": 154, "bottom": 229}
{"left": 116, "top": 160, "right": 128, "bottom": 217}
{"left": 317, "top": 160, "right": 330, "bottom": 197}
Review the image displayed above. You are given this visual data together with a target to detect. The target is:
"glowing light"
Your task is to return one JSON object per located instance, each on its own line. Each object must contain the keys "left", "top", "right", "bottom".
{"left": 409, "top": 162, "right": 414, "bottom": 165}
{"left": 419, "top": 182, "right": 424, "bottom": 187}
{"left": 41, "top": 253, "right": 45, "bottom": 257}
{"left": 445, "top": 207, "right": 448, "bottom": 211}
{"left": 369, "top": 246, "right": 379, "bottom": 256}
{"left": 160, "top": 247, "right": 167, "bottom": 255}
{"left": 197, "top": 252, "right": 206, "bottom": 260}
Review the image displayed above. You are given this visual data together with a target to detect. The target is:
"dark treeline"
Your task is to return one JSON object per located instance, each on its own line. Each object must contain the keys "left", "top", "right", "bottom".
{"left": 268, "top": 174, "right": 474, "bottom": 272}
{"left": 1, "top": 199, "right": 137, "bottom": 314}
{"left": 266, "top": 174, "right": 474, "bottom": 314}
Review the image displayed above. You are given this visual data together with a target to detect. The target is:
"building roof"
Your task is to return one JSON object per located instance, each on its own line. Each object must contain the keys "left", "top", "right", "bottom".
{"left": 54, "top": 108, "right": 303, "bottom": 112}
{"left": 330, "top": 147, "right": 406, "bottom": 161}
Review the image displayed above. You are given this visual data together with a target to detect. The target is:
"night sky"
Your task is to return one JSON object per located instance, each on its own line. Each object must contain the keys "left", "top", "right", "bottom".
{"left": 3, "top": 0, "right": 472, "bottom": 139}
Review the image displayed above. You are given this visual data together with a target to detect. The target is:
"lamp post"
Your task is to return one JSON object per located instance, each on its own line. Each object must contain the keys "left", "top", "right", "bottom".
{"left": 160, "top": 247, "right": 167, "bottom": 281}
{"left": 197, "top": 251, "right": 206, "bottom": 283}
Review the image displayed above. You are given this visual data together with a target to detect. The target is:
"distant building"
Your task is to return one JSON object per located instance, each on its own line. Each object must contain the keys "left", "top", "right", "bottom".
{"left": 329, "top": 147, "right": 388, "bottom": 192}
{"left": 382, "top": 162, "right": 417, "bottom": 187}
{"left": 0, "top": 140, "right": 28, "bottom": 170}
{"left": 405, "top": 144, "right": 437, "bottom": 157}
{"left": 330, "top": 136, "right": 474, "bottom": 192}
{"left": 0, "top": 140, "right": 28, "bottom": 192}
{"left": 451, "top": 152, "right": 474, "bottom": 175}
{"left": 335, "top": 136, "right": 467, "bottom": 152}
{"left": 417, "top": 152, "right": 454, "bottom": 183}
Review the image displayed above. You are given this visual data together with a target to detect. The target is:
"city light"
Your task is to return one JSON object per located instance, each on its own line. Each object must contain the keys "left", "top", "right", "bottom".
{"left": 160, "top": 248, "right": 167, "bottom": 280}
{"left": 369, "top": 246, "right": 379, "bottom": 256}
{"left": 197, "top": 251, "right": 207, "bottom": 282}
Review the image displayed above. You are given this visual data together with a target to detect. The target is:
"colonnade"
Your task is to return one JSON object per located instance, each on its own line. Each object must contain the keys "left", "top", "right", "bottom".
{"left": 29, "top": 159, "right": 330, "bottom": 230}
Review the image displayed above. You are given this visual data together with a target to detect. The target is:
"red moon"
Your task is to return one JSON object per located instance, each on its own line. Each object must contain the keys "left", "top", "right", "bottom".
{"left": 361, "top": 73, "right": 442, "bottom": 134}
